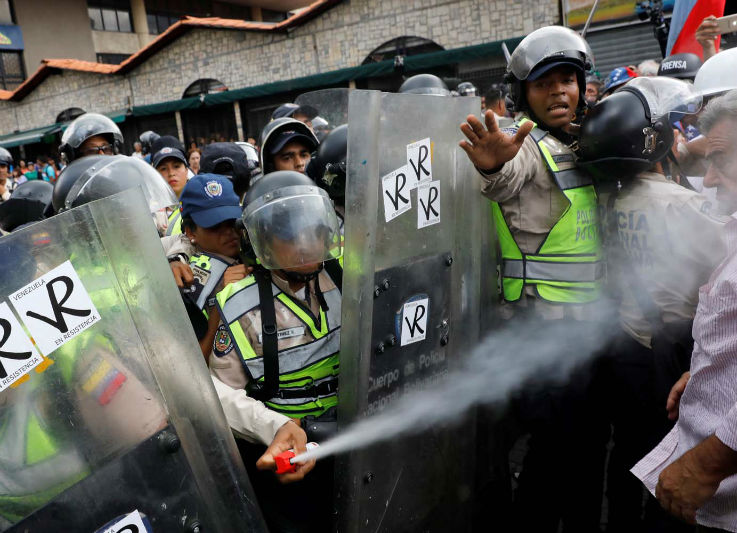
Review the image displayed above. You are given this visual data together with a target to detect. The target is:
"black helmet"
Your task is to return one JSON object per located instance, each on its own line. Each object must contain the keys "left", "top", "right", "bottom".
{"left": 657, "top": 53, "right": 702, "bottom": 81}
{"left": 0, "top": 147, "right": 13, "bottom": 167}
{"left": 398, "top": 74, "right": 450, "bottom": 96}
{"left": 259, "top": 117, "right": 318, "bottom": 173}
{"left": 504, "top": 26, "right": 593, "bottom": 113}
{"left": 578, "top": 77, "right": 702, "bottom": 179}
{"left": 151, "top": 134, "right": 185, "bottom": 155}
{"left": 201, "top": 142, "right": 255, "bottom": 197}
{"left": 48, "top": 155, "right": 177, "bottom": 216}
{"left": 139, "top": 130, "right": 160, "bottom": 155}
{"left": 243, "top": 170, "right": 341, "bottom": 270}
{"left": 306, "top": 124, "right": 347, "bottom": 201}
{"left": 0, "top": 180, "right": 52, "bottom": 232}
{"left": 456, "top": 81, "right": 478, "bottom": 97}
{"left": 59, "top": 113, "right": 123, "bottom": 163}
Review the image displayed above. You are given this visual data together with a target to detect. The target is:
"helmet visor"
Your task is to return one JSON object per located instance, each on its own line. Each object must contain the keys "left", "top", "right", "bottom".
{"left": 625, "top": 77, "right": 702, "bottom": 122}
{"left": 243, "top": 185, "right": 342, "bottom": 270}
{"left": 508, "top": 26, "right": 593, "bottom": 81}
{"left": 65, "top": 156, "right": 178, "bottom": 214}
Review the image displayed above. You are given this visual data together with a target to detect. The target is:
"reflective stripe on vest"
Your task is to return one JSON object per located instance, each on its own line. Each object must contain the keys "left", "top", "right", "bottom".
{"left": 492, "top": 118, "right": 602, "bottom": 304}
{"left": 165, "top": 209, "right": 183, "bottom": 237}
{"left": 216, "top": 274, "right": 341, "bottom": 417}
{"left": 0, "top": 387, "right": 89, "bottom": 524}
{"left": 189, "top": 253, "right": 230, "bottom": 311}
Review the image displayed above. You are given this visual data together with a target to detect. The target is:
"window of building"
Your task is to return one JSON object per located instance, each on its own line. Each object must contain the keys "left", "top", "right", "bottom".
{"left": 56, "top": 108, "right": 86, "bottom": 124}
{"left": 0, "top": 50, "right": 25, "bottom": 90}
{"left": 260, "top": 8, "right": 287, "bottom": 22}
{"left": 145, "top": 0, "right": 254, "bottom": 34}
{"left": 96, "top": 53, "right": 130, "bottom": 65}
{"left": 182, "top": 78, "right": 228, "bottom": 98}
{"left": 88, "top": 0, "right": 132, "bottom": 32}
{"left": 362, "top": 36, "right": 444, "bottom": 64}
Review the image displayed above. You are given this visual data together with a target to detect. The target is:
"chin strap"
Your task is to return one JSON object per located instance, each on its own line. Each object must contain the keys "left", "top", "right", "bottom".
{"left": 664, "top": 151, "right": 695, "bottom": 191}
{"left": 279, "top": 263, "right": 329, "bottom": 311}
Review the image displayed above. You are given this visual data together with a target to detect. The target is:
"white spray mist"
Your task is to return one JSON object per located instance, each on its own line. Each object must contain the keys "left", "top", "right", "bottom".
{"left": 293, "top": 314, "right": 616, "bottom": 464}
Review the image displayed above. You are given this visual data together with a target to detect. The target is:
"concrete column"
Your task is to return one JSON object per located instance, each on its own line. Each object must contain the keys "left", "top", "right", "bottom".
{"left": 130, "top": 0, "right": 150, "bottom": 47}
{"left": 233, "top": 101, "right": 245, "bottom": 142}
{"left": 348, "top": 80, "right": 356, "bottom": 89}
{"left": 251, "top": 7, "right": 263, "bottom": 21}
{"left": 175, "top": 111, "right": 184, "bottom": 145}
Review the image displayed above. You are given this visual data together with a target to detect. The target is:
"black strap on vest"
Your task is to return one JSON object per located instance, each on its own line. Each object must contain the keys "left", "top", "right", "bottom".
{"left": 324, "top": 259, "right": 343, "bottom": 293}
{"left": 248, "top": 261, "right": 342, "bottom": 402}
{"left": 248, "top": 267, "right": 280, "bottom": 402}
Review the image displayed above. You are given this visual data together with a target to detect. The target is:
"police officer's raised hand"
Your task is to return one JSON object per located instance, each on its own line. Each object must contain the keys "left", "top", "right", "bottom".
{"left": 257, "top": 419, "right": 315, "bottom": 484}
{"left": 459, "top": 110, "right": 534, "bottom": 171}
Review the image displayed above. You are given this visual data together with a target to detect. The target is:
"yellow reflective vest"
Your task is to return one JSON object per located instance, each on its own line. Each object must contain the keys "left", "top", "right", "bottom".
{"left": 491, "top": 119, "right": 603, "bottom": 304}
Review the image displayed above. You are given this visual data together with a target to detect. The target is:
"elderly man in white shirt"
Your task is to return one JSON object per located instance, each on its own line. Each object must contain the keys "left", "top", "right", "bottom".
{"left": 632, "top": 89, "right": 737, "bottom": 532}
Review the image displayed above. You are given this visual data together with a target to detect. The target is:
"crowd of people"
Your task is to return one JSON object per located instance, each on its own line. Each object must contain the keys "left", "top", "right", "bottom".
{"left": 2, "top": 12, "right": 737, "bottom": 533}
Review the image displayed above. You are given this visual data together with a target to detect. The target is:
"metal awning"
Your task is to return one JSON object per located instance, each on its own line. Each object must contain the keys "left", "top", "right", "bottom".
{"left": 0, "top": 123, "right": 61, "bottom": 148}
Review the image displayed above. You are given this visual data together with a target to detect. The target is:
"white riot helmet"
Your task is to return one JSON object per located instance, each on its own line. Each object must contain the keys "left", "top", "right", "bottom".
{"left": 694, "top": 47, "right": 737, "bottom": 99}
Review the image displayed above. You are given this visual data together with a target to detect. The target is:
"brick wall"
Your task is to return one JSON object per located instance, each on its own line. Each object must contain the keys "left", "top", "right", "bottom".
{"left": 0, "top": 0, "right": 559, "bottom": 136}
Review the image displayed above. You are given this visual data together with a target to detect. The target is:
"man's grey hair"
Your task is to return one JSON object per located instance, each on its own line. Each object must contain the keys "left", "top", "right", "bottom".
{"left": 699, "top": 89, "right": 737, "bottom": 134}
{"left": 637, "top": 59, "right": 660, "bottom": 77}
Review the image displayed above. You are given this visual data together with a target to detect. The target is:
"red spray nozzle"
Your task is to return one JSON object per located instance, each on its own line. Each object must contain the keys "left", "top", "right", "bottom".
{"left": 275, "top": 450, "right": 296, "bottom": 474}
{"left": 274, "top": 442, "right": 319, "bottom": 475}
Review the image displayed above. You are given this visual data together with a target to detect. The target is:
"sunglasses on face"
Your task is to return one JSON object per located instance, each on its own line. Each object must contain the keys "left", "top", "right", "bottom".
{"left": 80, "top": 143, "right": 114, "bottom": 157}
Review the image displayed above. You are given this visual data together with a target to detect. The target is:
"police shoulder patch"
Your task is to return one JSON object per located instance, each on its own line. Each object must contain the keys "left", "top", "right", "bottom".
{"left": 500, "top": 126, "right": 519, "bottom": 136}
{"left": 213, "top": 324, "right": 234, "bottom": 357}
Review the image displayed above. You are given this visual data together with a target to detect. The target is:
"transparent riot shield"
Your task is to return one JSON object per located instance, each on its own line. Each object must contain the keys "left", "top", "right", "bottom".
{"left": 336, "top": 90, "right": 497, "bottom": 532}
{"left": 0, "top": 188, "right": 266, "bottom": 532}
{"left": 295, "top": 88, "right": 350, "bottom": 133}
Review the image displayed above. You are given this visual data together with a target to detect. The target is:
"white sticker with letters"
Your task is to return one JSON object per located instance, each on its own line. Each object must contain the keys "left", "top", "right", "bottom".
{"left": 101, "top": 509, "right": 147, "bottom": 533}
{"left": 381, "top": 165, "right": 412, "bottom": 222}
{"left": 417, "top": 180, "right": 441, "bottom": 229}
{"left": 406, "top": 138, "right": 432, "bottom": 189}
{"left": 9, "top": 260, "right": 101, "bottom": 357}
{"left": 400, "top": 297, "right": 429, "bottom": 346}
{"left": 0, "top": 302, "right": 43, "bottom": 392}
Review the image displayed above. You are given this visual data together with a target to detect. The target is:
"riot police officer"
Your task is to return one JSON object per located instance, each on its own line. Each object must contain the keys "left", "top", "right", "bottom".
{"left": 210, "top": 170, "right": 342, "bottom": 533}
{"left": 259, "top": 117, "right": 319, "bottom": 175}
{"left": 457, "top": 81, "right": 479, "bottom": 97}
{"left": 138, "top": 130, "right": 160, "bottom": 164}
{"left": 459, "top": 25, "right": 608, "bottom": 531}
{"left": 579, "top": 76, "right": 727, "bottom": 532}
{"left": 271, "top": 103, "right": 320, "bottom": 131}
{"left": 398, "top": 73, "right": 451, "bottom": 96}
{"left": 47, "top": 154, "right": 176, "bottom": 218}
{"left": 0, "top": 180, "right": 52, "bottom": 234}
{"left": 200, "top": 142, "right": 256, "bottom": 199}
{"left": 306, "top": 123, "right": 347, "bottom": 225}
{"left": 58, "top": 113, "right": 124, "bottom": 163}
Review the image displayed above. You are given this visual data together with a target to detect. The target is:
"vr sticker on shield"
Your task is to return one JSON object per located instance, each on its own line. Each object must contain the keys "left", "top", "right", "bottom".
{"left": 395, "top": 294, "right": 429, "bottom": 346}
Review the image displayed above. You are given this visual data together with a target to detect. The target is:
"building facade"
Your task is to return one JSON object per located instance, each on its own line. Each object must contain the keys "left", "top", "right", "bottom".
{"left": 0, "top": 0, "right": 695, "bottom": 162}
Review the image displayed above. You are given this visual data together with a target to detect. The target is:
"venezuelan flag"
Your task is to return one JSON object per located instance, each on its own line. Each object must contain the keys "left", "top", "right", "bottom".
{"left": 666, "top": 0, "right": 726, "bottom": 58}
